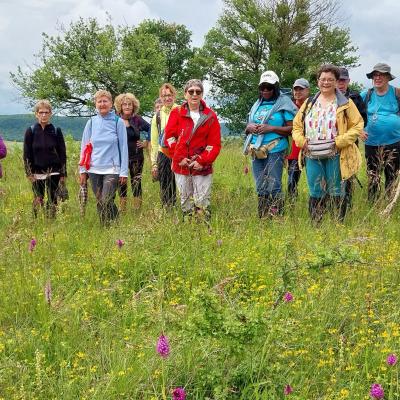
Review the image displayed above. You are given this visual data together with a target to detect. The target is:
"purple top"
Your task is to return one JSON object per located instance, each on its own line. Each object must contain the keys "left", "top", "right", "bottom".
{"left": 0, "top": 135, "right": 6, "bottom": 178}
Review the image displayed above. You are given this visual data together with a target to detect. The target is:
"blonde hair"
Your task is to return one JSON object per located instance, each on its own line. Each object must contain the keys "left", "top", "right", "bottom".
{"left": 34, "top": 100, "right": 52, "bottom": 114}
{"left": 94, "top": 90, "right": 112, "bottom": 102}
{"left": 114, "top": 93, "right": 140, "bottom": 115}
{"left": 159, "top": 83, "right": 177, "bottom": 98}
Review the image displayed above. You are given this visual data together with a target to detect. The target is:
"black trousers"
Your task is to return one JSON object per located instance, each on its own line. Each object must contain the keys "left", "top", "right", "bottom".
{"left": 157, "top": 152, "right": 176, "bottom": 207}
{"left": 32, "top": 175, "right": 60, "bottom": 207}
{"left": 119, "top": 157, "right": 144, "bottom": 198}
{"left": 365, "top": 141, "right": 400, "bottom": 201}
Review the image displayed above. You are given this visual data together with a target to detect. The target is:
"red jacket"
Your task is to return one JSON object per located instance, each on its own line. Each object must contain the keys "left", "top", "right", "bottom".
{"left": 164, "top": 100, "right": 221, "bottom": 176}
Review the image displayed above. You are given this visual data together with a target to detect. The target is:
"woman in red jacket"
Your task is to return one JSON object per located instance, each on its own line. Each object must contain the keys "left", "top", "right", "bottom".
{"left": 164, "top": 79, "right": 221, "bottom": 220}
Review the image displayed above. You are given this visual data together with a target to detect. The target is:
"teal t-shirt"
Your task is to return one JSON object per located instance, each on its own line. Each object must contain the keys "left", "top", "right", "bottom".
{"left": 250, "top": 100, "right": 294, "bottom": 153}
{"left": 361, "top": 86, "right": 400, "bottom": 146}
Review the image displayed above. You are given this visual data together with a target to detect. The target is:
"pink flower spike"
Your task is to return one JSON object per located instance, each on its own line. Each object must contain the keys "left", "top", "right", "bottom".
{"left": 370, "top": 383, "right": 384, "bottom": 399}
{"left": 243, "top": 165, "right": 249, "bottom": 175}
{"left": 387, "top": 353, "right": 397, "bottom": 366}
{"left": 284, "top": 384, "right": 293, "bottom": 395}
{"left": 29, "top": 238, "right": 37, "bottom": 252}
{"left": 156, "top": 334, "right": 170, "bottom": 358}
{"left": 116, "top": 239, "right": 124, "bottom": 249}
{"left": 283, "top": 292, "right": 293, "bottom": 302}
{"left": 172, "top": 387, "right": 186, "bottom": 400}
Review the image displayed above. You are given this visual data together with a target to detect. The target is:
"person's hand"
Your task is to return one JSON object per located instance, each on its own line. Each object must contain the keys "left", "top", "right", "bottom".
{"left": 137, "top": 141, "right": 145, "bottom": 149}
{"left": 302, "top": 139, "right": 309, "bottom": 153}
{"left": 27, "top": 175, "right": 36, "bottom": 183}
{"left": 79, "top": 173, "right": 88, "bottom": 185}
{"left": 255, "top": 124, "right": 272, "bottom": 134}
{"left": 119, "top": 176, "right": 127, "bottom": 185}
{"left": 360, "top": 130, "right": 368, "bottom": 142}
{"left": 151, "top": 166, "right": 158, "bottom": 180}
{"left": 189, "top": 160, "right": 203, "bottom": 171}
{"left": 178, "top": 158, "right": 191, "bottom": 167}
{"left": 246, "top": 123, "right": 259, "bottom": 134}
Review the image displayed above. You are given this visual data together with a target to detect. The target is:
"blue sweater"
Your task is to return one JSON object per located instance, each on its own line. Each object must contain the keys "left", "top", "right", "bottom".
{"left": 79, "top": 111, "right": 128, "bottom": 177}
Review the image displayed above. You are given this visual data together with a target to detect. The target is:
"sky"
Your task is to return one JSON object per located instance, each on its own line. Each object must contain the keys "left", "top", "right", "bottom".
{"left": 0, "top": 0, "right": 399, "bottom": 114}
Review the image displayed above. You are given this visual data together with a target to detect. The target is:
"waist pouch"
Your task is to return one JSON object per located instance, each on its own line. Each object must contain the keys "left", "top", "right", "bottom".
{"left": 306, "top": 139, "right": 337, "bottom": 159}
{"left": 246, "top": 139, "right": 280, "bottom": 159}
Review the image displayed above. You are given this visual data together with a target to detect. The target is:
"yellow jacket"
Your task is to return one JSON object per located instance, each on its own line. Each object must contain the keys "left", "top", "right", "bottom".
{"left": 150, "top": 103, "right": 178, "bottom": 167}
{"left": 292, "top": 90, "right": 363, "bottom": 180}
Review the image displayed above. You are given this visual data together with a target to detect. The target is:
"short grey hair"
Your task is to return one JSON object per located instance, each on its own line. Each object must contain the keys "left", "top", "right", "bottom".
{"left": 184, "top": 79, "right": 204, "bottom": 93}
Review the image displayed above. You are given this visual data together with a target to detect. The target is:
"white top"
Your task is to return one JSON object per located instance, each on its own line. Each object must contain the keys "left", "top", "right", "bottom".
{"left": 190, "top": 110, "right": 200, "bottom": 127}
{"left": 34, "top": 172, "right": 60, "bottom": 180}
{"left": 88, "top": 166, "right": 120, "bottom": 175}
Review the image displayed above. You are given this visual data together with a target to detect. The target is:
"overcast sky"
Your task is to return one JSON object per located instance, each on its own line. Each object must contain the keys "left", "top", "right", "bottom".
{"left": 0, "top": 0, "right": 399, "bottom": 114}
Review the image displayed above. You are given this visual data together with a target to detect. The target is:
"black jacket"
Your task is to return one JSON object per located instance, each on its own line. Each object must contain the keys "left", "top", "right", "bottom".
{"left": 345, "top": 89, "right": 368, "bottom": 126}
{"left": 23, "top": 123, "right": 67, "bottom": 177}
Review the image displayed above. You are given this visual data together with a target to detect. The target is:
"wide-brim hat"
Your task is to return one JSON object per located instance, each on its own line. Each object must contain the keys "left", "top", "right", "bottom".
{"left": 366, "top": 63, "right": 395, "bottom": 80}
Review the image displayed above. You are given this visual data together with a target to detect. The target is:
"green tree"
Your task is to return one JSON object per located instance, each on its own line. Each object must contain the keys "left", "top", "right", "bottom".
{"left": 136, "top": 19, "right": 201, "bottom": 88}
{"left": 10, "top": 18, "right": 166, "bottom": 116}
{"left": 200, "top": 0, "right": 359, "bottom": 131}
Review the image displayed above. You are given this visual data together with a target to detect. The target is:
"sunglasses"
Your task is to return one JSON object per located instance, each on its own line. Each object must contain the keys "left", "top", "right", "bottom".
{"left": 260, "top": 85, "right": 274, "bottom": 91}
{"left": 187, "top": 89, "right": 202, "bottom": 96}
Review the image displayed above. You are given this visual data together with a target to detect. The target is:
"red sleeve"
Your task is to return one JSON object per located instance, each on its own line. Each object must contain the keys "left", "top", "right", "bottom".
{"left": 197, "top": 112, "right": 221, "bottom": 165}
{"left": 164, "top": 107, "right": 180, "bottom": 159}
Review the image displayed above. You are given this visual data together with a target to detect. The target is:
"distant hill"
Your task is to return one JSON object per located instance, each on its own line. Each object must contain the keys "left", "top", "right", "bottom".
{"left": 0, "top": 114, "right": 87, "bottom": 141}
{"left": 0, "top": 114, "right": 235, "bottom": 142}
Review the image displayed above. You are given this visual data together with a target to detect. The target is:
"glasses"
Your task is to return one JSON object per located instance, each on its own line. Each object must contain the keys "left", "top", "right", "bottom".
{"left": 37, "top": 111, "right": 50, "bottom": 115}
{"left": 260, "top": 85, "right": 274, "bottom": 91}
{"left": 187, "top": 89, "right": 202, "bottom": 96}
{"left": 161, "top": 94, "right": 173, "bottom": 98}
{"left": 318, "top": 78, "right": 336, "bottom": 83}
{"left": 372, "top": 72, "right": 388, "bottom": 78}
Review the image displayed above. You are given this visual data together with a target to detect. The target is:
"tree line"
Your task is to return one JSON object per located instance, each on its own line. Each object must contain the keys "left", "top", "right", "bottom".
{"left": 10, "top": 0, "right": 358, "bottom": 132}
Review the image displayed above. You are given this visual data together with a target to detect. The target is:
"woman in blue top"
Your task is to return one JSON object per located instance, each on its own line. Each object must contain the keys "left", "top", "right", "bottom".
{"left": 361, "top": 63, "right": 400, "bottom": 202}
{"left": 244, "top": 71, "right": 297, "bottom": 218}
{"left": 79, "top": 90, "right": 128, "bottom": 225}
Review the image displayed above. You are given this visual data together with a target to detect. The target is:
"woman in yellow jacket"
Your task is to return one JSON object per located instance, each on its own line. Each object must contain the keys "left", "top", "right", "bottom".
{"left": 292, "top": 64, "right": 363, "bottom": 223}
{"left": 150, "top": 83, "right": 179, "bottom": 207}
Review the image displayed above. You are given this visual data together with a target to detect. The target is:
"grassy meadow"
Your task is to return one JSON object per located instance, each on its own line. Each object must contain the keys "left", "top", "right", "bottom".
{"left": 0, "top": 138, "right": 400, "bottom": 399}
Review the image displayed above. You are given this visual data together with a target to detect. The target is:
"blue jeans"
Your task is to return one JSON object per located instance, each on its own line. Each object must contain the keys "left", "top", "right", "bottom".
{"left": 287, "top": 159, "right": 301, "bottom": 198}
{"left": 305, "top": 155, "right": 344, "bottom": 198}
{"left": 252, "top": 151, "right": 285, "bottom": 197}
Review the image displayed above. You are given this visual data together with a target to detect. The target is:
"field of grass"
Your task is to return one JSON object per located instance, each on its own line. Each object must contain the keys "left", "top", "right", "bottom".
{"left": 0, "top": 138, "right": 400, "bottom": 399}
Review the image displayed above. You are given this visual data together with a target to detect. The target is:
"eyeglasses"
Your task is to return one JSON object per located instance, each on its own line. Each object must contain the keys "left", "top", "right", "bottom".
{"left": 187, "top": 89, "right": 202, "bottom": 96}
{"left": 318, "top": 78, "right": 336, "bottom": 83}
{"left": 372, "top": 72, "right": 388, "bottom": 78}
{"left": 37, "top": 111, "right": 50, "bottom": 115}
{"left": 260, "top": 85, "right": 274, "bottom": 91}
{"left": 161, "top": 94, "right": 173, "bottom": 98}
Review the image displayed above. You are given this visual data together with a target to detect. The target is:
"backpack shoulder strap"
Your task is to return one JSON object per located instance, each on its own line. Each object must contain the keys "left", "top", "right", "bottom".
{"left": 156, "top": 111, "right": 161, "bottom": 136}
{"left": 364, "top": 88, "right": 373, "bottom": 112}
{"left": 301, "top": 96, "right": 315, "bottom": 123}
{"left": 395, "top": 87, "right": 400, "bottom": 115}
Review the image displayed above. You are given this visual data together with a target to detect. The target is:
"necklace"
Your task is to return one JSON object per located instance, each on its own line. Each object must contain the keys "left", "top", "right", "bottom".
{"left": 371, "top": 91, "right": 390, "bottom": 123}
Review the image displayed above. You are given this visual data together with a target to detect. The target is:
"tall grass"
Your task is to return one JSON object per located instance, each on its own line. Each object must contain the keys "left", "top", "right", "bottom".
{"left": 0, "top": 138, "right": 399, "bottom": 399}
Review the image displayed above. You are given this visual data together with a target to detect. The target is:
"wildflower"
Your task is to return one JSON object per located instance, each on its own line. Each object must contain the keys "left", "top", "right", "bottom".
{"left": 172, "top": 387, "right": 186, "bottom": 400}
{"left": 44, "top": 280, "right": 52, "bottom": 305}
{"left": 370, "top": 383, "right": 384, "bottom": 399}
{"left": 243, "top": 165, "right": 249, "bottom": 175}
{"left": 387, "top": 353, "right": 397, "bottom": 366}
{"left": 116, "top": 239, "right": 124, "bottom": 249}
{"left": 284, "top": 384, "right": 293, "bottom": 395}
{"left": 29, "top": 238, "right": 37, "bottom": 252}
{"left": 217, "top": 239, "right": 223, "bottom": 247}
{"left": 156, "top": 334, "right": 170, "bottom": 358}
{"left": 283, "top": 292, "right": 293, "bottom": 302}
